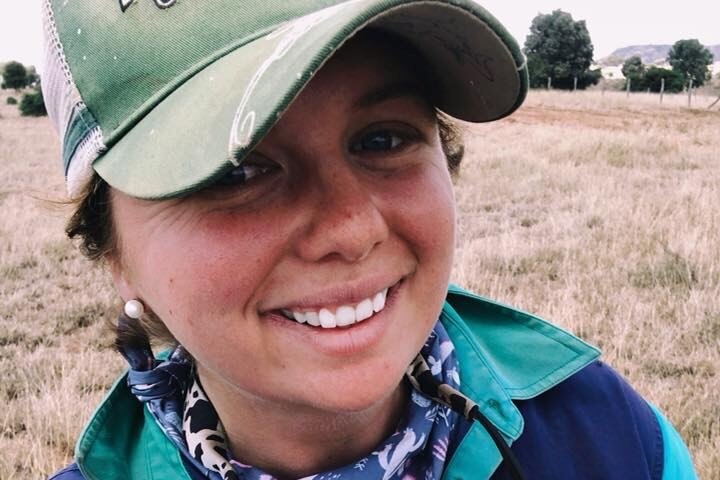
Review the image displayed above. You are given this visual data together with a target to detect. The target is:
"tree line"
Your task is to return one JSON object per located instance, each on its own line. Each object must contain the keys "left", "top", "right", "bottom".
{"left": 1, "top": 12, "right": 716, "bottom": 115}
{"left": 524, "top": 10, "right": 715, "bottom": 92}
{"left": 1, "top": 61, "right": 46, "bottom": 116}
{"left": 622, "top": 40, "right": 714, "bottom": 93}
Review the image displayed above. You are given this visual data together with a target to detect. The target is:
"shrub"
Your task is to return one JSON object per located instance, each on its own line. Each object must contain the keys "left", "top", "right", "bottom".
{"left": 6, "top": 96, "right": 18, "bottom": 105}
{"left": 622, "top": 56, "right": 647, "bottom": 92}
{"left": 644, "top": 67, "right": 685, "bottom": 93}
{"left": 19, "top": 91, "right": 47, "bottom": 117}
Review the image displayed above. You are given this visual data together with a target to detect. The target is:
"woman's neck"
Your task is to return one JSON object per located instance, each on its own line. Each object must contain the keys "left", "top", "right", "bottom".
{"left": 197, "top": 366, "right": 409, "bottom": 479}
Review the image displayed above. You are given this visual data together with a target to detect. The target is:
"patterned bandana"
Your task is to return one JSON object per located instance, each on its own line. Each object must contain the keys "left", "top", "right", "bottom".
{"left": 181, "top": 321, "right": 471, "bottom": 480}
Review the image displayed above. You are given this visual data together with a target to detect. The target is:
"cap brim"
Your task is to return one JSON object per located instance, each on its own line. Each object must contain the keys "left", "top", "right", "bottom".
{"left": 94, "top": 0, "right": 527, "bottom": 199}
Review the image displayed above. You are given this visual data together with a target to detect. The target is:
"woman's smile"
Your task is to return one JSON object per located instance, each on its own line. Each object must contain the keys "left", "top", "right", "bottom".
{"left": 260, "top": 270, "right": 406, "bottom": 324}
{"left": 275, "top": 284, "right": 393, "bottom": 328}
{"left": 262, "top": 279, "right": 406, "bottom": 358}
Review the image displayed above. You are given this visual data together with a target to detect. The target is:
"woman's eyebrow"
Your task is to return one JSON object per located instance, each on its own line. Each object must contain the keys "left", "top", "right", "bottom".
{"left": 353, "top": 81, "right": 432, "bottom": 109}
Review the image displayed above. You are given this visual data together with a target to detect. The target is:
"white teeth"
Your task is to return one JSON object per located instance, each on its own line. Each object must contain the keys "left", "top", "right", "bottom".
{"left": 281, "top": 287, "right": 391, "bottom": 328}
{"left": 372, "top": 289, "right": 387, "bottom": 313}
{"left": 319, "top": 308, "right": 336, "bottom": 328}
{"left": 355, "top": 298, "right": 373, "bottom": 322}
{"left": 335, "top": 305, "right": 355, "bottom": 327}
{"left": 304, "top": 311, "right": 320, "bottom": 327}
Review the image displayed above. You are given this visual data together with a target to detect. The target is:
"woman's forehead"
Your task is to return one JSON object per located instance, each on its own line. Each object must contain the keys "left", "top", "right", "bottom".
{"left": 316, "top": 30, "right": 438, "bottom": 94}
{"left": 280, "top": 31, "right": 438, "bottom": 117}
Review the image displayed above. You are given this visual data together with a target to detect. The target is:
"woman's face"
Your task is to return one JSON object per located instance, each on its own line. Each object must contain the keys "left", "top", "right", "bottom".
{"left": 110, "top": 35, "right": 456, "bottom": 414}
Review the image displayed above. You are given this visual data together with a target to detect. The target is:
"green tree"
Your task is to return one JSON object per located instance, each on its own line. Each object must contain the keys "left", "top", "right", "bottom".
{"left": 19, "top": 90, "right": 47, "bottom": 117}
{"left": 621, "top": 56, "right": 645, "bottom": 91}
{"left": 25, "top": 66, "right": 40, "bottom": 87}
{"left": 580, "top": 68, "right": 603, "bottom": 88}
{"left": 667, "top": 39, "right": 713, "bottom": 87}
{"left": 524, "top": 10, "right": 596, "bottom": 90}
{"left": 1, "top": 61, "right": 28, "bottom": 90}
{"left": 643, "top": 67, "right": 685, "bottom": 93}
{"left": 526, "top": 54, "right": 550, "bottom": 87}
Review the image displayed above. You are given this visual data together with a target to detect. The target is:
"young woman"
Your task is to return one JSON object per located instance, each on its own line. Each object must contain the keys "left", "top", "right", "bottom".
{"left": 43, "top": 0, "right": 695, "bottom": 479}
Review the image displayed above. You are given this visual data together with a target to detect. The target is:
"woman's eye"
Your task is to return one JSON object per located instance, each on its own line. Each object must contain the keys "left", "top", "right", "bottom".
{"left": 216, "top": 163, "right": 275, "bottom": 186}
{"left": 350, "top": 131, "right": 405, "bottom": 153}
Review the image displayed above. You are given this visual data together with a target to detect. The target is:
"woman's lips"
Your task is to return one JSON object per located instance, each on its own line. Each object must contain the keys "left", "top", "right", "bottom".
{"left": 278, "top": 286, "right": 389, "bottom": 329}
{"left": 261, "top": 280, "right": 404, "bottom": 357}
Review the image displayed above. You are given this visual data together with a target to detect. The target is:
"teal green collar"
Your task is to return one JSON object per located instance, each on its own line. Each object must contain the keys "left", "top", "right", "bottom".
{"left": 75, "top": 371, "right": 191, "bottom": 480}
{"left": 441, "top": 285, "right": 600, "bottom": 478}
{"left": 75, "top": 285, "right": 599, "bottom": 480}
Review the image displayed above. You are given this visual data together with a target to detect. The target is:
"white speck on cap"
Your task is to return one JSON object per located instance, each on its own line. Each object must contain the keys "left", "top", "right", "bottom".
{"left": 77, "top": 28, "right": 82, "bottom": 35}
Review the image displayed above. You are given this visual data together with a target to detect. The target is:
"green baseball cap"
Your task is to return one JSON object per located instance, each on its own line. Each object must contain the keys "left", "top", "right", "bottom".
{"left": 42, "top": 0, "right": 527, "bottom": 199}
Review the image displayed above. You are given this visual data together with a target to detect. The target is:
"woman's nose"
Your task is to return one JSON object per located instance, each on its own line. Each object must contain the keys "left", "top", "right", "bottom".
{"left": 294, "top": 168, "right": 390, "bottom": 264}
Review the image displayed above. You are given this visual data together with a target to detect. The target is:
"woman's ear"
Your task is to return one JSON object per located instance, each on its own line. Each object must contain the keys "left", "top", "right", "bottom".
{"left": 107, "top": 254, "right": 137, "bottom": 302}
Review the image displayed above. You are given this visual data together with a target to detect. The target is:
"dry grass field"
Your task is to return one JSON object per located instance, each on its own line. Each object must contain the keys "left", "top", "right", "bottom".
{"left": 1, "top": 89, "right": 718, "bottom": 478}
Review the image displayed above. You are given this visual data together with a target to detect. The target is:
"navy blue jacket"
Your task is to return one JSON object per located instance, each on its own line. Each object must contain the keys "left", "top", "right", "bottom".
{"left": 492, "top": 361, "right": 665, "bottom": 479}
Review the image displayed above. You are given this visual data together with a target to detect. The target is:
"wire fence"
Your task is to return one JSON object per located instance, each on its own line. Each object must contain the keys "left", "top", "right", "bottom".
{"left": 533, "top": 86, "right": 720, "bottom": 111}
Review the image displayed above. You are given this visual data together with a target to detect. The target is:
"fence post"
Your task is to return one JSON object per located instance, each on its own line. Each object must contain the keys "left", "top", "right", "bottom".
{"left": 547, "top": 76, "right": 552, "bottom": 90}
{"left": 708, "top": 95, "right": 720, "bottom": 109}
{"left": 573, "top": 76, "right": 578, "bottom": 92}
{"left": 626, "top": 78, "right": 631, "bottom": 97}
{"left": 687, "top": 78, "right": 693, "bottom": 107}
{"left": 660, "top": 78, "right": 665, "bottom": 104}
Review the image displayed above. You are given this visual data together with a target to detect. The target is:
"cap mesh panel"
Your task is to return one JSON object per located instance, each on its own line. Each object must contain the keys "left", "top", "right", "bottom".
{"left": 41, "top": 0, "right": 105, "bottom": 195}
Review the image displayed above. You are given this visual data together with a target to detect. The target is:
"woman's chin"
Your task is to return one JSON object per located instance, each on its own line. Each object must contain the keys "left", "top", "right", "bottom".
{"left": 319, "top": 377, "right": 407, "bottom": 415}
{"left": 255, "top": 365, "right": 409, "bottom": 416}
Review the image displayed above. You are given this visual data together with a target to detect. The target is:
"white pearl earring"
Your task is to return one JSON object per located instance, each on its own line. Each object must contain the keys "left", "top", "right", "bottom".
{"left": 124, "top": 299, "right": 145, "bottom": 319}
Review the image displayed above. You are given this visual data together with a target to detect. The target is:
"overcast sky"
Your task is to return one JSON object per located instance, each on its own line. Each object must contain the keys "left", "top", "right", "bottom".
{"left": 2, "top": 0, "right": 719, "bottom": 71}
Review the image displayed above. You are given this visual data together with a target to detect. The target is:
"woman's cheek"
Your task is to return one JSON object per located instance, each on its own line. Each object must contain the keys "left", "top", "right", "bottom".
{"left": 381, "top": 160, "right": 455, "bottom": 260}
{"left": 137, "top": 214, "right": 282, "bottom": 326}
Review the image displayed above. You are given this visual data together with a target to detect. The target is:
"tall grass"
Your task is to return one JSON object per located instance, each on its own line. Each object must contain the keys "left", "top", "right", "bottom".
{"left": 1, "top": 89, "right": 718, "bottom": 478}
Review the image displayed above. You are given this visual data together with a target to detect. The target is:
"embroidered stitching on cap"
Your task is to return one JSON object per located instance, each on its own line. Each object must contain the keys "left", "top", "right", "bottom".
{"left": 227, "top": 0, "right": 363, "bottom": 165}
{"left": 119, "top": 0, "right": 178, "bottom": 13}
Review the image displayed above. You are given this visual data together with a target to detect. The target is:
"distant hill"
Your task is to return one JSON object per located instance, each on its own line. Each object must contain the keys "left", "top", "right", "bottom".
{"left": 600, "top": 44, "right": 720, "bottom": 66}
